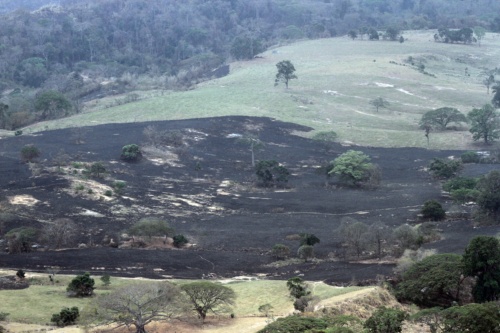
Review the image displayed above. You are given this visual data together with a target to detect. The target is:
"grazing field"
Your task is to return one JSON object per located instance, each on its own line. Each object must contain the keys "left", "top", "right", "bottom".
{"left": 25, "top": 31, "right": 500, "bottom": 150}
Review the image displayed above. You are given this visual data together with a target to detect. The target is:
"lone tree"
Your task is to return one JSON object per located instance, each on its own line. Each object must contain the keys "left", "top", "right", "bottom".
{"left": 128, "top": 218, "right": 174, "bottom": 242}
{"left": 42, "top": 218, "right": 77, "bottom": 249}
{"left": 286, "top": 276, "right": 310, "bottom": 299}
{"left": 67, "top": 272, "right": 95, "bottom": 297}
{"left": 274, "top": 60, "right": 297, "bottom": 89}
{"left": 237, "top": 134, "right": 264, "bottom": 167}
{"left": 476, "top": 170, "right": 500, "bottom": 223}
{"left": 181, "top": 281, "right": 236, "bottom": 322}
{"left": 311, "top": 131, "right": 338, "bottom": 152}
{"left": 347, "top": 30, "right": 358, "bottom": 40}
{"left": 483, "top": 74, "right": 495, "bottom": 94}
{"left": 370, "top": 97, "right": 390, "bottom": 112}
{"left": 462, "top": 236, "right": 500, "bottom": 302}
{"left": 468, "top": 104, "right": 500, "bottom": 144}
{"left": 329, "top": 150, "right": 380, "bottom": 187}
{"left": 419, "top": 107, "right": 467, "bottom": 130}
{"left": 271, "top": 243, "right": 290, "bottom": 260}
{"left": 297, "top": 245, "right": 315, "bottom": 262}
{"left": 121, "top": 144, "right": 142, "bottom": 162}
{"left": 255, "top": 160, "right": 290, "bottom": 187}
{"left": 34, "top": 90, "right": 72, "bottom": 120}
{"left": 20, "top": 144, "right": 40, "bottom": 163}
{"left": 88, "top": 282, "right": 186, "bottom": 333}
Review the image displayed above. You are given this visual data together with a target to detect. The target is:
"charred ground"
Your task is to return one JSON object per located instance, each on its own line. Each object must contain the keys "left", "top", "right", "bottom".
{"left": 1, "top": 116, "right": 499, "bottom": 283}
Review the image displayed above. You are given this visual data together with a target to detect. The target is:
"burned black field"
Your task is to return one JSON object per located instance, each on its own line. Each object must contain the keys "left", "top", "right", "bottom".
{"left": 1, "top": 116, "right": 499, "bottom": 283}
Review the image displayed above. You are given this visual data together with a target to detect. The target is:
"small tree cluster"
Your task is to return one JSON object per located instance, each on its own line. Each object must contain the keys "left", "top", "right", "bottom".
{"left": 428, "top": 158, "right": 463, "bottom": 179}
{"left": 51, "top": 307, "right": 79, "bottom": 327}
{"left": 255, "top": 160, "right": 290, "bottom": 187}
{"left": 329, "top": 150, "right": 380, "bottom": 188}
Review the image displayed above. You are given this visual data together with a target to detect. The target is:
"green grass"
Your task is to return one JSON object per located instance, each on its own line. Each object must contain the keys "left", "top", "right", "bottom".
{"left": 25, "top": 31, "right": 500, "bottom": 149}
{"left": 0, "top": 273, "right": 365, "bottom": 324}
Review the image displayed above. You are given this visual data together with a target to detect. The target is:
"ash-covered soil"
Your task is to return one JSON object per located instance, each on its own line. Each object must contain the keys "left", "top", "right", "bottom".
{"left": 1, "top": 116, "right": 498, "bottom": 283}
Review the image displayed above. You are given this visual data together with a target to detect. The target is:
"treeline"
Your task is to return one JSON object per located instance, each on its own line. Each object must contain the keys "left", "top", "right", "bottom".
{"left": 1, "top": 0, "right": 500, "bottom": 129}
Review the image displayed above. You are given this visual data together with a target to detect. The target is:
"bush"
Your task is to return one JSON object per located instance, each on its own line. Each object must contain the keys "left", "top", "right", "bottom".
{"left": 129, "top": 218, "right": 174, "bottom": 240}
{"left": 172, "top": 234, "right": 188, "bottom": 248}
{"left": 20, "top": 144, "right": 40, "bottom": 163}
{"left": 451, "top": 188, "right": 480, "bottom": 203}
{"left": 16, "top": 269, "right": 25, "bottom": 279}
{"left": 121, "top": 144, "right": 141, "bottom": 161}
{"left": 0, "top": 312, "right": 9, "bottom": 321}
{"left": 442, "top": 303, "right": 500, "bottom": 333}
{"left": 329, "top": 150, "right": 380, "bottom": 187}
{"left": 100, "top": 274, "right": 111, "bottom": 287}
{"left": 51, "top": 307, "right": 79, "bottom": 327}
{"left": 257, "top": 316, "right": 328, "bottom": 333}
{"left": 443, "top": 177, "right": 478, "bottom": 192}
{"left": 67, "top": 272, "right": 94, "bottom": 297}
{"left": 255, "top": 160, "right": 290, "bottom": 187}
{"left": 421, "top": 200, "right": 446, "bottom": 221}
{"left": 364, "top": 307, "right": 408, "bottom": 333}
{"left": 299, "top": 233, "right": 320, "bottom": 246}
{"left": 5, "top": 227, "right": 38, "bottom": 253}
{"left": 428, "top": 158, "right": 462, "bottom": 179}
{"left": 89, "top": 162, "right": 106, "bottom": 178}
{"left": 271, "top": 243, "right": 290, "bottom": 260}
{"left": 461, "top": 151, "right": 480, "bottom": 163}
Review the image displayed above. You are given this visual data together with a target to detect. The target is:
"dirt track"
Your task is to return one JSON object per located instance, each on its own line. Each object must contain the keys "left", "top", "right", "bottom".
{"left": 1, "top": 116, "right": 499, "bottom": 283}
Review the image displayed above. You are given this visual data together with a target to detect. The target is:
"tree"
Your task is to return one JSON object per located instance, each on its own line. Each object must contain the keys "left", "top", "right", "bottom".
{"left": 421, "top": 200, "right": 446, "bottom": 221}
{"left": 329, "top": 150, "right": 378, "bottom": 187}
{"left": 365, "top": 222, "right": 391, "bottom": 259}
{"left": 299, "top": 233, "right": 320, "bottom": 246}
{"left": 172, "top": 234, "right": 188, "bottom": 248}
{"left": 441, "top": 302, "right": 500, "bottom": 333}
{"left": 395, "top": 253, "right": 464, "bottom": 307}
{"left": 286, "top": 276, "right": 310, "bottom": 299}
{"left": 271, "top": 243, "right": 290, "bottom": 260}
{"left": 5, "top": 227, "right": 38, "bottom": 253}
{"left": 231, "top": 35, "right": 264, "bottom": 60}
{"left": 462, "top": 236, "right": 500, "bottom": 302}
{"left": 89, "top": 162, "right": 106, "bottom": 178}
{"left": 370, "top": 97, "right": 390, "bottom": 112}
{"left": 368, "top": 28, "right": 380, "bottom": 40}
{"left": 181, "top": 282, "right": 236, "bottom": 322}
{"left": 297, "top": 245, "right": 315, "bottom": 262}
{"left": 311, "top": 131, "right": 338, "bottom": 152}
{"left": 483, "top": 74, "right": 495, "bottom": 94}
{"left": 42, "top": 218, "right": 77, "bottom": 249}
{"left": 428, "top": 158, "right": 463, "bottom": 179}
{"left": 237, "top": 134, "right": 264, "bottom": 167}
{"left": 89, "top": 282, "right": 186, "bottom": 333}
{"left": 52, "top": 149, "right": 70, "bottom": 172}
{"left": 364, "top": 307, "right": 408, "bottom": 333}
{"left": 473, "top": 26, "right": 486, "bottom": 46}
{"left": 393, "top": 224, "right": 419, "bottom": 254}
{"left": 468, "top": 104, "right": 500, "bottom": 144}
{"left": 257, "top": 316, "right": 328, "bottom": 333}
{"left": 419, "top": 107, "right": 467, "bottom": 130}
{"left": 129, "top": 218, "right": 174, "bottom": 242}
{"left": 51, "top": 307, "right": 79, "bottom": 327}
{"left": 121, "top": 144, "right": 141, "bottom": 162}
{"left": 100, "top": 274, "right": 111, "bottom": 287}
{"left": 258, "top": 303, "right": 274, "bottom": 317}
{"left": 385, "top": 27, "right": 400, "bottom": 41}
{"left": 476, "top": 170, "right": 500, "bottom": 223}
{"left": 255, "top": 160, "right": 290, "bottom": 187}
{"left": 20, "top": 144, "right": 40, "bottom": 163}
{"left": 347, "top": 30, "right": 358, "bottom": 40}
{"left": 34, "top": 90, "right": 72, "bottom": 120}
{"left": 337, "top": 218, "right": 368, "bottom": 258}
{"left": 492, "top": 83, "right": 500, "bottom": 108}
{"left": 274, "top": 60, "right": 297, "bottom": 89}
{"left": 67, "top": 272, "right": 95, "bottom": 297}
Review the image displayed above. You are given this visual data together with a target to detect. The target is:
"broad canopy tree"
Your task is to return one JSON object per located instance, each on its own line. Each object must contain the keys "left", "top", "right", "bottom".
{"left": 467, "top": 104, "right": 500, "bottom": 144}
{"left": 274, "top": 60, "right": 297, "bottom": 89}
{"left": 329, "top": 150, "right": 379, "bottom": 187}
{"left": 420, "top": 107, "right": 467, "bottom": 130}
{"left": 181, "top": 281, "right": 236, "bottom": 322}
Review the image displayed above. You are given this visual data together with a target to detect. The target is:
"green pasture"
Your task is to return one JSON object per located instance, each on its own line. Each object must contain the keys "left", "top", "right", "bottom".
{"left": 25, "top": 31, "right": 500, "bottom": 149}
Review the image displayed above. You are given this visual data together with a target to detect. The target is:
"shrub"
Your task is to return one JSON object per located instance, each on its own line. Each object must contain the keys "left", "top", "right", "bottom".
{"left": 428, "top": 158, "right": 462, "bottom": 179}
{"left": 329, "top": 150, "right": 380, "bottom": 187}
{"left": 0, "top": 312, "right": 9, "bottom": 321}
{"left": 364, "top": 307, "right": 408, "bottom": 333}
{"left": 442, "top": 302, "right": 500, "bottom": 333}
{"left": 461, "top": 151, "right": 480, "bottom": 163}
{"left": 5, "top": 227, "right": 38, "bottom": 253}
{"left": 104, "top": 190, "right": 113, "bottom": 197}
{"left": 121, "top": 144, "right": 141, "bottom": 161}
{"left": 100, "top": 274, "right": 111, "bottom": 287}
{"left": 67, "top": 272, "right": 94, "bottom": 297}
{"left": 297, "top": 245, "right": 315, "bottom": 262}
{"left": 129, "top": 218, "right": 174, "bottom": 241}
{"left": 172, "top": 234, "right": 188, "bottom": 248}
{"left": 20, "top": 144, "right": 40, "bottom": 163}
{"left": 421, "top": 200, "right": 446, "bottom": 221}
{"left": 112, "top": 181, "right": 126, "bottom": 194}
{"left": 51, "top": 307, "right": 79, "bottom": 327}
{"left": 271, "top": 243, "right": 290, "bottom": 260}
{"left": 299, "top": 233, "right": 320, "bottom": 246}
{"left": 443, "top": 177, "right": 478, "bottom": 192}
{"left": 451, "top": 188, "right": 480, "bottom": 203}
{"left": 89, "top": 162, "right": 106, "bottom": 177}
{"left": 255, "top": 160, "right": 290, "bottom": 187}
{"left": 257, "top": 316, "right": 328, "bottom": 333}
{"left": 14, "top": 130, "right": 22, "bottom": 136}
{"left": 16, "top": 270, "right": 25, "bottom": 279}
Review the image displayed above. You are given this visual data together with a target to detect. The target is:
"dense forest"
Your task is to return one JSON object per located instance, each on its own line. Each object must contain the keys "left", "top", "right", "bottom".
{"left": 1, "top": 0, "right": 500, "bottom": 129}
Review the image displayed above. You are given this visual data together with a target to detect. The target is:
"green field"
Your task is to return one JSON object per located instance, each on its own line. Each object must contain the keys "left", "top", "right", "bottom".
{"left": 25, "top": 31, "right": 500, "bottom": 149}
{"left": 0, "top": 272, "right": 364, "bottom": 325}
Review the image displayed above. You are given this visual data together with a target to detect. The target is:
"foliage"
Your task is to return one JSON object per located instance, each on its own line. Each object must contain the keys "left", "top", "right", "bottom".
{"left": 274, "top": 60, "right": 297, "bottom": 89}
{"left": 121, "top": 144, "right": 141, "bottom": 161}
{"left": 300, "top": 233, "right": 320, "bottom": 246}
{"left": 258, "top": 303, "right": 273, "bottom": 317}
{"left": 20, "top": 144, "right": 40, "bottom": 163}
{"left": 34, "top": 90, "right": 72, "bottom": 120}
{"left": 51, "top": 307, "right": 79, "bottom": 327}
{"left": 364, "top": 307, "right": 408, "bottom": 333}
{"left": 475, "top": 170, "right": 500, "bottom": 223}
{"left": 419, "top": 107, "right": 467, "bottom": 130}
{"left": 329, "top": 150, "right": 379, "bottom": 187}
{"left": 255, "top": 160, "right": 290, "bottom": 187}
{"left": 468, "top": 104, "right": 500, "bottom": 144}
{"left": 393, "top": 224, "right": 419, "bottom": 254}
{"left": 172, "top": 234, "right": 188, "bottom": 248}
{"left": 451, "top": 188, "right": 481, "bottom": 204}
{"left": 462, "top": 236, "right": 500, "bottom": 302}
{"left": 271, "top": 243, "right": 290, "bottom": 260}
{"left": 369, "top": 97, "right": 390, "bottom": 112}
{"left": 236, "top": 134, "right": 264, "bottom": 167}
{"left": 181, "top": 281, "right": 236, "bottom": 321}
{"left": 0, "top": 312, "right": 8, "bottom": 321}
{"left": 311, "top": 131, "right": 338, "bottom": 152}
{"left": 460, "top": 151, "right": 480, "bottom": 163}
{"left": 428, "top": 158, "right": 462, "bottom": 179}
{"left": 143, "top": 126, "right": 184, "bottom": 147}
{"left": 436, "top": 27, "right": 474, "bottom": 44}
{"left": 443, "top": 177, "right": 478, "bottom": 203}
{"left": 286, "top": 277, "right": 310, "bottom": 299}
{"left": 67, "top": 272, "right": 95, "bottom": 297}
{"left": 385, "top": 27, "right": 400, "bottom": 41}
{"left": 297, "top": 245, "right": 315, "bottom": 262}
{"left": 347, "top": 30, "right": 358, "bottom": 40}
{"left": 89, "top": 162, "right": 106, "bottom": 178}
{"left": 442, "top": 302, "right": 500, "bottom": 333}
{"left": 16, "top": 270, "right": 25, "bottom": 279}
{"left": 257, "top": 316, "right": 328, "bottom": 333}
{"left": 493, "top": 84, "right": 500, "bottom": 108}
{"left": 42, "top": 218, "right": 77, "bottom": 249}
{"left": 395, "top": 253, "right": 463, "bottom": 307}
{"left": 100, "top": 274, "right": 111, "bottom": 287}
{"left": 129, "top": 218, "right": 174, "bottom": 240}
{"left": 90, "top": 282, "right": 186, "bottom": 333}
{"left": 293, "top": 295, "right": 315, "bottom": 312}
{"left": 421, "top": 200, "right": 446, "bottom": 221}
{"left": 365, "top": 222, "right": 391, "bottom": 259}
{"left": 5, "top": 227, "right": 38, "bottom": 253}
{"left": 337, "top": 218, "right": 368, "bottom": 258}
{"left": 230, "top": 35, "right": 264, "bottom": 60}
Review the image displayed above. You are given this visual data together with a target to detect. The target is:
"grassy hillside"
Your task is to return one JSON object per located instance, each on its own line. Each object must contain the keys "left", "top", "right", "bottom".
{"left": 26, "top": 31, "right": 500, "bottom": 149}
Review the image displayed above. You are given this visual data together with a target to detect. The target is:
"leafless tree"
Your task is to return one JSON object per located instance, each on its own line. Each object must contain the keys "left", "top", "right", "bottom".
{"left": 85, "top": 282, "right": 187, "bottom": 333}
{"left": 42, "top": 218, "right": 77, "bottom": 249}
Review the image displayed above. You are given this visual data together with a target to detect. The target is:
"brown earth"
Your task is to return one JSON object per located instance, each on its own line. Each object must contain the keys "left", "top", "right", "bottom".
{"left": 0, "top": 116, "right": 499, "bottom": 283}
